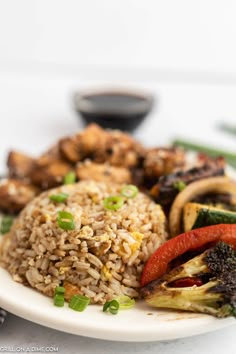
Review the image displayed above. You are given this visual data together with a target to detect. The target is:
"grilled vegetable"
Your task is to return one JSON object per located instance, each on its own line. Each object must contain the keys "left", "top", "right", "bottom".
{"left": 169, "top": 176, "right": 236, "bottom": 237}
{"left": 192, "top": 192, "right": 236, "bottom": 211}
{"left": 141, "top": 242, "right": 236, "bottom": 318}
{"left": 183, "top": 203, "right": 236, "bottom": 232}
{"left": 141, "top": 224, "right": 236, "bottom": 287}
{"left": 151, "top": 158, "right": 225, "bottom": 208}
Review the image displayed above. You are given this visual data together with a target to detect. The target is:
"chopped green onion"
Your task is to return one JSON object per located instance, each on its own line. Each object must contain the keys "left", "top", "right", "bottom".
{"left": 103, "top": 196, "right": 124, "bottom": 211}
{"left": 64, "top": 171, "right": 76, "bottom": 185}
{"left": 103, "top": 300, "right": 120, "bottom": 315}
{"left": 0, "top": 216, "right": 14, "bottom": 234}
{"left": 54, "top": 293, "right": 65, "bottom": 307}
{"left": 55, "top": 286, "right": 65, "bottom": 295}
{"left": 121, "top": 185, "right": 139, "bottom": 198}
{"left": 115, "top": 295, "right": 135, "bottom": 310}
{"left": 49, "top": 193, "right": 69, "bottom": 203}
{"left": 57, "top": 211, "right": 75, "bottom": 230}
{"left": 69, "top": 295, "right": 90, "bottom": 312}
{"left": 173, "top": 180, "right": 186, "bottom": 192}
{"left": 173, "top": 139, "right": 236, "bottom": 169}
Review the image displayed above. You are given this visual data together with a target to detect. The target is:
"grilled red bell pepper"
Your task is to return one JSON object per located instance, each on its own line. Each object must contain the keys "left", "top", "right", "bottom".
{"left": 141, "top": 224, "right": 236, "bottom": 286}
{"left": 170, "top": 277, "right": 203, "bottom": 288}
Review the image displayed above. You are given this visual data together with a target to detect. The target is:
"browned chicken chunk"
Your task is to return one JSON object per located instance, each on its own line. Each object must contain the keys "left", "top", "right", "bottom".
{"left": 76, "top": 160, "right": 131, "bottom": 184}
{"left": 39, "top": 144, "right": 62, "bottom": 161}
{"left": 59, "top": 124, "right": 144, "bottom": 168}
{"left": 59, "top": 136, "right": 84, "bottom": 163}
{"left": 7, "top": 150, "right": 35, "bottom": 179}
{"left": 103, "top": 129, "right": 144, "bottom": 167}
{"left": 29, "top": 158, "right": 73, "bottom": 189}
{"left": 0, "top": 179, "right": 38, "bottom": 213}
{"left": 143, "top": 147, "right": 186, "bottom": 179}
{"left": 59, "top": 124, "right": 108, "bottom": 163}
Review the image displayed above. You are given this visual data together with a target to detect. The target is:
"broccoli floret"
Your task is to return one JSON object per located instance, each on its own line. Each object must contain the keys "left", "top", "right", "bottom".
{"left": 205, "top": 241, "right": 236, "bottom": 274}
{"left": 141, "top": 242, "right": 236, "bottom": 318}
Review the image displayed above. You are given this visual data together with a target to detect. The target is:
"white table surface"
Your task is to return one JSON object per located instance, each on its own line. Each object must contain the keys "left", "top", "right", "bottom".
{"left": 0, "top": 70, "right": 236, "bottom": 353}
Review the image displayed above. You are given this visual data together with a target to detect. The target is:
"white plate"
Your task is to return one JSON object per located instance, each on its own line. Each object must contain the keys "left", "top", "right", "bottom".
{"left": 1, "top": 167, "right": 236, "bottom": 341}
{"left": 0, "top": 268, "right": 234, "bottom": 342}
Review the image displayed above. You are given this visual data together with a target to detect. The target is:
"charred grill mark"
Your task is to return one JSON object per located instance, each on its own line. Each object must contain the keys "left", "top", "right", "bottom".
{"left": 193, "top": 192, "right": 235, "bottom": 210}
{"left": 151, "top": 158, "right": 225, "bottom": 207}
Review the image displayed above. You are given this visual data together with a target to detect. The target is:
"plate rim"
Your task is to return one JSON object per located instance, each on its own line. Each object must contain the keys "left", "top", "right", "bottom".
{"left": 0, "top": 268, "right": 235, "bottom": 342}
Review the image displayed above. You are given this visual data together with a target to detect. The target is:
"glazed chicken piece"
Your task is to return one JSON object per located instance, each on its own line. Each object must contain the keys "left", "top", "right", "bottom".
{"left": 103, "top": 129, "right": 144, "bottom": 168}
{"left": 59, "top": 124, "right": 109, "bottom": 163}
{"left": 39, "top": 144, "right": 63, "bottom": 161}
{"left": 143, "top": 147, "right": 186, "bottom": 178}
{"left": 59, "top": 124, "right": 144, "bottom": 168}
{"left": 76, "top": 160, "right": 131, "bottom": 184}
{"left": 142, "top": 147, "right": 186, "bottom": 188}
{"left": 29, "top": 156, "right": 73, "bottom": 189}
{"left": 7, "top": 150, "right": 35, "bottom": 179}
{"left": 0, "top": 179, "right": 38, "bottom": 213}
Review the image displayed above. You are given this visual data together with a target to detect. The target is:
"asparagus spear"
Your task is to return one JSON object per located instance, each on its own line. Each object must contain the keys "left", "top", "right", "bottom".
{"left": 173, "top": 139, "right": 236, "bottom": 169}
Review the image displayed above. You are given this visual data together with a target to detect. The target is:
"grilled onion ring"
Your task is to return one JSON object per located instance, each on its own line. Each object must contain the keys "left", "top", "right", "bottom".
{"left": 169, "top": 176, "right": 236, "bottom": 237}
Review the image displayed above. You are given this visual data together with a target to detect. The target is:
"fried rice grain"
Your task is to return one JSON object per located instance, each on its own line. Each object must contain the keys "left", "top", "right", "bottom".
{"left": 0, "top": 180, "right": 167, "bottom": 304}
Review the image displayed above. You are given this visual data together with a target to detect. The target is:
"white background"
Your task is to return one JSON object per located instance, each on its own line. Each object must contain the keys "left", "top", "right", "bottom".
{"left": 1, "top": 0, "right": 236, "bottom": 74}
{"left": 0, "top": 1, "right": 236, "bottom": 353}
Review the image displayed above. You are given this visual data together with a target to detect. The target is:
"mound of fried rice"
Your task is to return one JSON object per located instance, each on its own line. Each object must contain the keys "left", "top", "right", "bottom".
{"left": 0, "top": 180, "right": 167, "bottom": 304}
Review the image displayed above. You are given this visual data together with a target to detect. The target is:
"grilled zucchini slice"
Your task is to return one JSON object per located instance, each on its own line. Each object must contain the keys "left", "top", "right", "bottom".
{"left": 183, "top": 202, "right": 236, "bottom": 231}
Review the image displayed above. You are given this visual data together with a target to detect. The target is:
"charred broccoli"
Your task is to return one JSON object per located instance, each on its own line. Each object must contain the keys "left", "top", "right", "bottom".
{"left": 141, "top": 242, "right": 236, "bottom": 318}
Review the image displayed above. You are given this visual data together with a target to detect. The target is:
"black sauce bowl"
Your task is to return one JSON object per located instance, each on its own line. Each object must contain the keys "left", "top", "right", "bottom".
{"left": 73, "top": 88, "right": 154, "bottom": 132}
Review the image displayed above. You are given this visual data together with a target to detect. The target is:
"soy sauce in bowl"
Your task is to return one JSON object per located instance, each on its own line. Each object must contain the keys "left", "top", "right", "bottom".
{"left": 74, "top": 89, "right": 154, "bottom": 132}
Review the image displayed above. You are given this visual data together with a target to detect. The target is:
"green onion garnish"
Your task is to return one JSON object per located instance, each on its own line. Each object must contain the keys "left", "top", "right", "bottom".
{"left": 0, "top": 216, "right": 14, "bottom": 234}
{"left": 115, "top": 295, "right": 135, "bottom": 310}
{"left": 53, "top": 286, "right": 65, "bottom": 307}
{"left": 103, "top": 300, "right": 120, "bottom": 315}
{"left": 55, "top": 286, "right": 65, "bottom": 295}
{"left": 103, "top": 196, "right": 124, "bottom": 211}
{"left": 64, "top": 171, "right": 76, "bottom": 185}
{"left": 57, "top": 211, "right": 75, "bottom": 230}
{"left": 49, "top": 193, "right": 69, "bottom": 203}
{"left": 69, "top": 295, "right": 90, "bottom": 312}
{"left": 173, "top": 139, "right": 236, "bottom": 169}
{"left": 121, "top": 185, "right": 139, "bottom": 199}
{"left": 54, "top": 293, "right": 65, "bottom": 307}
{"left": 173, "top": 180, "right": 186, "bottom": 192}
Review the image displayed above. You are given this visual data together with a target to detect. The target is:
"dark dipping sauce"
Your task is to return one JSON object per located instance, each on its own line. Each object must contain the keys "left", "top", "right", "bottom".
{"left": 74, "top": 90, "right": 154, "bottom": 132}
